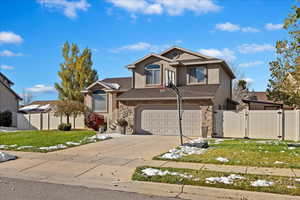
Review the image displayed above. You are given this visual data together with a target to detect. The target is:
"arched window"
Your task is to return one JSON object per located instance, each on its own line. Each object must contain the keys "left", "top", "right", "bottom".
{"left": 145, "top": 64, "right": 160, "bottom": 85}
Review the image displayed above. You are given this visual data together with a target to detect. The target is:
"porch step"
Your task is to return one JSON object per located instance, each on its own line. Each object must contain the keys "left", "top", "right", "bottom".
{"left": 109, "top": 120, "right": 119, "bottom": 130}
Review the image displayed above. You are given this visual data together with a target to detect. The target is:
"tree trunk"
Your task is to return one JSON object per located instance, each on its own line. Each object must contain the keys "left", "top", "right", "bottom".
{"left": 66, "top": 115, "right": 70, "bottom": 124}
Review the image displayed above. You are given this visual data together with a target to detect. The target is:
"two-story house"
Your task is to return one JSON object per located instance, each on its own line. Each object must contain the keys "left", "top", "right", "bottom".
{"left": 0, "top": 72, "right": 22, "bottom": 127}
{"left": 83, "top": 46, "right": 235, "bottom": 137}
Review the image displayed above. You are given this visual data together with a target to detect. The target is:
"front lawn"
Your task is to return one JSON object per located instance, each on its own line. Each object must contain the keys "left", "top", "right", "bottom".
{"left": 154, "top": 139, "right": 300, "bottom": 169}
{"left": 133, "top": 166, "right": 300, "bottom": 196}
{"left": 0, "top": 130, "right": 109, "bottom": 152}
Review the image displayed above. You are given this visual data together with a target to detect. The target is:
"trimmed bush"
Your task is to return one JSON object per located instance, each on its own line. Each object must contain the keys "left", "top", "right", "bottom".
{"left": 85, "top": 113, "right": 104, "bottom": 131}
{"left": 0, "top": 110, "right": 12, "bottom": 127}
{"left": 58, "top": 123, "right": 72, "bottom": 131}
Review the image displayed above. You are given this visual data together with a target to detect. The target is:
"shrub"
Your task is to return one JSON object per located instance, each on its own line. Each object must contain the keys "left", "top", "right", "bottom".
{"left": 0, "top": 110, "right": 12, "bottom": 127}
{"left": 58, "top": 123, "right": 72, "bottom": 131}
{"left": 85, "top": 113, "right": 104, "bottom": 131}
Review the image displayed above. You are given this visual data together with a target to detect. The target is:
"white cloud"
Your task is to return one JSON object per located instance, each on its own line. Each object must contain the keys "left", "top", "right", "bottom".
{"left": 241, "top": 27, "right": 260, "bottom": 33}
{"left": 155, "top": 0, "right": 221, "bottom": 16}
{"left": 26, "top": 84, "right": 56, "bottom": 93}
{"left": 106, "top": 0, "right": 220, "bottom": 16}
{"left": 238, "top": 43, "right": 274, "bottom": 54}
{"left": 112, "top": 42, "right": 170, "bottom": 53}
{"left": 175, "top": 40, "right": 183, "bottom": 44}
{"left": 37, "top": 0, "right": 90, "bottom": 19}
{"left": 0, "top": 64, "right": 14, "bottom": 70}
{"left": 0, "top": 31, "right": 23, "bottom": 44}
{"left": 243, "top": 78, "right": 254, "bottom": 84}
{"left": 238, "top": 61, "right": 263, "bottom": 68}
{"left": 265, "top": 23, "right": 283, "bottom": 31}
{"left": 215, "top": 22, "right": 240, "bottom": 32}
{"left": 0, "top": 50, "right": 22, "bottom": 57}
{"left": 215, "top": 22, "right": 259, "bottom": 33}
{"left": 199, "top": 48, "right": 236, "bottom": 62}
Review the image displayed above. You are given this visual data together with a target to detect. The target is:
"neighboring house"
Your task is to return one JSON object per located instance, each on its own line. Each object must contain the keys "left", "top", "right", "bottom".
{"left": 19, "top": 100, "right": 59, "bottom": 113}
{"left": 83, "top": 46, "right": 236, "bottom": 137}
{"left": 243, "top": 92, "right": 293, "bottom": 110}
{"left": 0, "top": 72, "right": 22, "bottom": 127}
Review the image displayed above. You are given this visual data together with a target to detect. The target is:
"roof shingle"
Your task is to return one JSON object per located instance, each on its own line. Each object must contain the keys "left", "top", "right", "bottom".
{"left": 101, "top": 77, "right": 132, "bottom": 91}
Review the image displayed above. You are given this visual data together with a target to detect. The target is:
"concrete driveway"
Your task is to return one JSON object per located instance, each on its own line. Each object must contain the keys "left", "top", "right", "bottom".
{"left": 0, "top": 135, "right": 181, "bottom": 186}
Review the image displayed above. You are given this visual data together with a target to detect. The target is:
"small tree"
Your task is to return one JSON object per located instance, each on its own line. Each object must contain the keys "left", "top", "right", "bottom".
{"left": 55, "top": 42, "right": 98, "bottom": 103}
{"left": 53, "top": 100, "right": 88, "bottom": 126}
{"left": 232, "top": 79, "right": 251, "bottom": 110}
{"left": 267, "top": 3, "right": 300, "bottom": 108}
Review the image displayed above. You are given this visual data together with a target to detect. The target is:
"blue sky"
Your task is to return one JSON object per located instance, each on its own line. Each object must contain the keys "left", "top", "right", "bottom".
{"left": 0, "top": 0, "right": 296, "bottom": 101}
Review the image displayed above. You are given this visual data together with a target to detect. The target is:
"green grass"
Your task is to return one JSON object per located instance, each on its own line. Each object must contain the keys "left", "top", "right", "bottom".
{"left": 133, "top": 166, "right": 300, "bottom": 196}
{"left": 154, "top": 139, "right": 300, "bottom": 169}
{"left": 0, "top": 130, "right": 100, "bottom": 152}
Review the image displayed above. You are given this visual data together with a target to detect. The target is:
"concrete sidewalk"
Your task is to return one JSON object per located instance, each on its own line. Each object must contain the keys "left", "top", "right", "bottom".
{"left": 0, "top": 135, "right": 300, "bottom": 200}
{"left": 160, "top": 160, "right": 300, "bottom": 177}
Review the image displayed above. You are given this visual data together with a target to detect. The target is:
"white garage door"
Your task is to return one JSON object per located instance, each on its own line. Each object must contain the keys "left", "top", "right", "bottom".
{"left": 136, "top": 105, "right": 202, "bottom": 136}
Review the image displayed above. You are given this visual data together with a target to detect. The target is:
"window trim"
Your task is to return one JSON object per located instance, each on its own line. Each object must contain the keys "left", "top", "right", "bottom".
{"left": 145, "top": 64, "right": 161, "bottom": 86}
{"left": 187, "top": 66, "right": 207, "bottom": 85}
{"left": 92, "top": 91, "right": 108, "bottom": 113}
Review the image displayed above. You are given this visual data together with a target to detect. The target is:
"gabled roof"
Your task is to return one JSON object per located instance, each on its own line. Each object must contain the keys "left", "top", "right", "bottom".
{"left": 160, "top": 46, "right": 213, "bottom": 60}
{"left": 85, "top": 81, "right": 116, "bottom": 91}
{"left": 83, "top": 77, "right": 132, "bottom": 92}
{"left": 0, "top": 72, "right": 14, "bottom": 85}
{"left": 0, "top": 80, "right": 22, "bottom": 100}
{"left": 127, "top": 53, "right": 173, "bottom": 69}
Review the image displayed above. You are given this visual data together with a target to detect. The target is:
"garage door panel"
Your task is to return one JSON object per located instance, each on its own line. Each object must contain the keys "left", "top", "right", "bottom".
{"left": 137, "top": 105, "right": 202, "bottom": 136}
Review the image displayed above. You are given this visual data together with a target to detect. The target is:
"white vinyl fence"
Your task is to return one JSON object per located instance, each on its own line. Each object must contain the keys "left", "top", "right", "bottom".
{"left": 17, "top": 112, "right": 85, "bottom": 130}
{"left": 215, "top": 110, "right": 300, "bottom": 141}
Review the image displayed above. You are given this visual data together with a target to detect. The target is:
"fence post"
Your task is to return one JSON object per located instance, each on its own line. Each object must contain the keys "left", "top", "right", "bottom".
{"left": 29, "top": 113, "right": 31, "bottom": 130}
{"left": 278, "top": 109, "right": 283, "bottom": 140}
{"left": 48, "top": 112, "right": 50, "bottom": 130}
{"left": 297, "top": 109, "right": 300, "bottom": 141}
{"left": 244, "top": 110, "right": 249, "bottom": 138}
{"left": 40, "top": 113, "right": 43, "bottom": 130}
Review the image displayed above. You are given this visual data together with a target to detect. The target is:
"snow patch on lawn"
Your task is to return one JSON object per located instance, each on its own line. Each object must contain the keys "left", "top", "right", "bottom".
{"left": 141, "top": 168, "right": 193, "bottom": 179}
{"left": 274, "top": 161, "right": 285, "bottom": 164}
{"left": 0, "top": 133, "right": 112, "bottom": 151}
{"left": 251, "top": 180, "right": 274, "bottom": 187}
{"left": 216, "top": 157, "right": 229, "bottom": 163}
{"left": 205, "top": 174, "right": 244, "bottom": 185}
{"left": 0, "top": 152, "right": 17, "bottom": 162}
{"left": 17, "top": 146, "right": 34, "bottom": 150}
{"left": 161, "top": 146, "right": 207, "bottom": 159}
{"left": 65, "top": 141, "right": 80, "bottom": 146}
{"left": 39, "top": 144, "right": 67, "bottom": 151}
{"left": 160, "top": 138, "right": 208, "bottom": 159}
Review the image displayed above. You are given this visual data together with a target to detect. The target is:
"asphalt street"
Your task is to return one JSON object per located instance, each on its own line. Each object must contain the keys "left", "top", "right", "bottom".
{"left": 0, "top": 177, "right": 182, "bottom": 200}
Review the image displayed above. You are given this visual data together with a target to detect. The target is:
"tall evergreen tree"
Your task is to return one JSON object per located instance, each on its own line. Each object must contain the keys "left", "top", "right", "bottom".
{"left": 55, "top": 42, "right": 98, "bottom": 103}
{"left": 267, "top": 3, "right": 300, "bottom": 108}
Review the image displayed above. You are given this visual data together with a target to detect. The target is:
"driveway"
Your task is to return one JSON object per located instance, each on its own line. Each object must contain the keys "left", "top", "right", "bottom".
{"left": 0, "top": 135, "right": 180, "bottom": 188}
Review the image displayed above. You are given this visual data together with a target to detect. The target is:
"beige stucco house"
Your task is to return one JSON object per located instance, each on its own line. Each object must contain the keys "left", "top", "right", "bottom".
{"left": 83, "top": 46, "right": 235, "bottom": 137}
{"left": 0, "top": 72, "right": 22, "bottom": 127}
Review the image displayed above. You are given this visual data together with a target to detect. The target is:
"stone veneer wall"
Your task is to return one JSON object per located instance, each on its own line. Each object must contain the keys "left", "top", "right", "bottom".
{"left": 118, "top": 99, "right": 214, "bottom": 137}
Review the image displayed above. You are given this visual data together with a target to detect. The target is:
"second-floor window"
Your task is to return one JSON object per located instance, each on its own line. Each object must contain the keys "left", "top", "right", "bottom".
{"left": 165, "top": 70, "right": 175, "bottom": 86}
{"left": 145, "top": 64, "right": 160, "bottom": 85}
{"left": 188, "top": 66, "right": 206, "bottom": 84}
